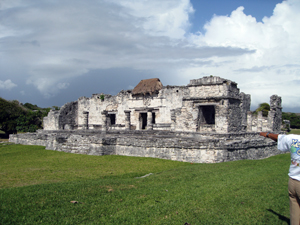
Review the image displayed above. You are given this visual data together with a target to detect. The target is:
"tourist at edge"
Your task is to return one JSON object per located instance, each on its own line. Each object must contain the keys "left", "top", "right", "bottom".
{"left": 260, "top": 132, "right": 300, "bottom": 225}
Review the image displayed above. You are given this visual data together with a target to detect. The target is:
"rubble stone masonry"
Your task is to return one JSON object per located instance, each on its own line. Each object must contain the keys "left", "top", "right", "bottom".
{"left": 9, "top": 129, "right": 281, "bottom": 163}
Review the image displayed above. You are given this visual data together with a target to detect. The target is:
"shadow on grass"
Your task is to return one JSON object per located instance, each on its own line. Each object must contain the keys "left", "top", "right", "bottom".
{"left": 267, "top": 209, "right": 290, "bottom": 224}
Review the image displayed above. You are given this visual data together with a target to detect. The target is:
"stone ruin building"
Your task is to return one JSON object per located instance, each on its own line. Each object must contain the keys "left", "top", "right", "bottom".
{"left": 10, "top": 76, "right": 283, "bottom": 163}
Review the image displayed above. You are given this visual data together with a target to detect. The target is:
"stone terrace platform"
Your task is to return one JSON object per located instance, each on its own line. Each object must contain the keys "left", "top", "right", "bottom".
{"left": 9, "top": 130, "right": 281, "bottom": 163}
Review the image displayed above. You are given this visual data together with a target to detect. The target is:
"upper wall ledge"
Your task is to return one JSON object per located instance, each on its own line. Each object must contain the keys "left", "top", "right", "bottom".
{"left": 187, "top": 76, "right": 237, "bottom": 86}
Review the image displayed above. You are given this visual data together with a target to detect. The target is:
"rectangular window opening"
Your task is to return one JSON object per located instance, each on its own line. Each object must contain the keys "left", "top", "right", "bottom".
{"left": 109, "top": 114, "right": 116, "bottom": 125}
{"left": 199, "top": 105, "right": 215, "bottom": 125}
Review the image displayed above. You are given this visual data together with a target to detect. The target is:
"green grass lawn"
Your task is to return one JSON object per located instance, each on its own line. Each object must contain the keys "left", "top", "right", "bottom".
{"left": 0, "top": 143, "right": 291, "bottom": 224}
{"left": 288, "top": 129, "right": 300, "bottom": 135}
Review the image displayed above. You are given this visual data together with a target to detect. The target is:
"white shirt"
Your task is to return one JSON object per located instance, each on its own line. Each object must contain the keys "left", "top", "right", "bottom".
{"left": 278, "top": 134, "right": 300, "bottom": 181}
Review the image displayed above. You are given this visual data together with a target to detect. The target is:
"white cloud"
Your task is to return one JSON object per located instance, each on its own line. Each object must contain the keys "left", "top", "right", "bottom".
{"left": 186, "top": 0, "right": 300, "bottom": 109}
{"left": 0, "top": 0, "right": 299, "bottom": 110}
{"left": 108, "top": 0, "right": 194, "bottom": 39}
{"left": 0, "top": 0, "right": 239, "bottom": 96}
{"left": 0, "top": 80, "right": 17, "bottom": 90}
{"left": 25, "top": 64, "right": 86, "bottom": 97}
{"left": 57, "top": 82, "right": 69, "bottom": 90}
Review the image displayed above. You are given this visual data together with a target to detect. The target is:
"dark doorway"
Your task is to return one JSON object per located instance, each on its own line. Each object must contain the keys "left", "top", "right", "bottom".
{"left": 199, "top": 105, "right": 215, "bottom": 125}
{"left": 140, "top": 113, "right": 147, "bottom": 129}
{"left": 108, "top": 114, "right": 116, "bottom": 125}
{"left": 152, "top": 112, "right": 155, "bottom": 124}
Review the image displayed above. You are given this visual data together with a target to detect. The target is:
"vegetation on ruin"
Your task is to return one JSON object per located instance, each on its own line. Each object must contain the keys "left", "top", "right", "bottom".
{"left": 251, "top": 102, "right": 300, "bottom": 129}
{"left": 0, "top": 143, "right": 290, "bottom": 224}
{"left": 254, "top": 102, "right": 271, "bottom": 117}
{"left": 282, "top": 112, "right": 300, "bottom": 129}
{"left": 0, "top": 98, "right": 25, "bottom": 135}
{"left": 0, "top": 98, "right": 60, "bottom": 136}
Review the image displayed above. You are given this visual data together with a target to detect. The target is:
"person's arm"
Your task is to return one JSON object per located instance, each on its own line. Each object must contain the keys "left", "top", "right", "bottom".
{"left": 260, "top": 132, "right": 279, "bottom": 142}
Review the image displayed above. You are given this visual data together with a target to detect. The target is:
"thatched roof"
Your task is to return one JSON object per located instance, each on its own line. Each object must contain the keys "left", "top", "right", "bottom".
{"left": 132, "top": 78, "right": 163, "bottom": 95}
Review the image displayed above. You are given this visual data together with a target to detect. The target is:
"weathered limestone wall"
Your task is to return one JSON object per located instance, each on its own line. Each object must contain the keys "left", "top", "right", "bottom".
{"left": 43, "top": 110, "right": 59, "bottom": 130}
{"left": 115, "top": 133, "right": 279, "bottom": 163}
{"left": 154, "top": 86, "right": 189, "bottom": 129}
{"left": 268, "top": 95, "right": 282, "bottom": 133}
{"left": 247, "top": 95, "right": 282, "bottom": 133}
{"left": 59, "top": 101, "right": 78, "bottom": 130}
{"left": 180, "top": 76, "right": 247, "bottom": 133}
{"left": 187, "top": 76, "right": 239, "bottom": 98}
{"left": 75, "top": 87, "right": 190, "bottom": 131}
{"left": 43, "top": 76, "right": 255, "bottom": 134}
{"left": 9, "top": 130, "right": 281, "bottom": 163}
{"left": 240, "top": 93, "right": 251, "bottom": 129}
{"left": 77, "top": 93, "right": 126, "bottom": 129}
{"left": 172, "top": 101, "right": 197, "bottom": 132}
{"left": 214, "top": 99, "right": 229, "bottom": 133}
{"left": 227, "top": 99, "right": 243, "bottom": 132}
{"left": 9, "top": 131, "right": 49, "bottom": 146}
{"left": 248, "top": 111, "right": 268, "bottom": 132}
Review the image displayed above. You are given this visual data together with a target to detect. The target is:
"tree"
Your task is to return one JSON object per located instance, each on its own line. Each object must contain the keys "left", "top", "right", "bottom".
{"left": 282, "top": 112, "right": 300, "bottom": 129}
{"left": 254, "top": 103, "right": 270, "bottom": 117}
{"left": 0, "top": 98, "right": 52, "bottom": 135}
{"left": 51, "top": 106, "right": 60, "bottom": 110}
{"left": 0, "top": 98, "right": 25, "bottom": 135}
{"left": 16, "top": 111, "right": 41, "bottom": 132}
{"left": 23, "top": 102, "right": 39, "bottom": 110}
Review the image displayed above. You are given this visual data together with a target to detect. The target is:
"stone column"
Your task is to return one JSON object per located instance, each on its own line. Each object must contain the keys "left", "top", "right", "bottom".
{"left": 268, "top": 95, "right": 282, "bottom": 132}
{"left": 147, "top": 110, "right": 153, "bottom": 130}
{"left": 223, "top": 82, "right": 230, "bottom": 97}
{"left": 222, "top": 99, "right": 230, "bottom": 133}
{"left": 257, "top": 111, "right": 263, "bottom": 132}
{"left": 124, "top": 110, "right": 131, "bottom": 130}
{"left": 240, "top": 93, "right": 251, "bottom": 131}
{"left": 101, "top": 110, "right": 108, "bottom": 132}
{"left": 82, "top": 111, "right": 89, "bottom": 130}
{"left": 170, "top": 109, "right": 176, "bottom": 131}
{"left": 247, "top": 111, "right": 252, "bottom": 132}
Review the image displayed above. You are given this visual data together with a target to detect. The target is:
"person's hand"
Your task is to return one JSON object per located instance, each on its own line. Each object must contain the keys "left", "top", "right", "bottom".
{"left": 259, "top": 132, "right": 278, "bottom": 142}
{"left": 260, "top": 132, "right": 268, "bottom": 137}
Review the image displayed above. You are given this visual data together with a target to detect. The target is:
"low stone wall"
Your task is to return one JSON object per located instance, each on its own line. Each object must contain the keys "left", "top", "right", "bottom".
{"left": 9, "top": 130, "right": 281, "bottom": 163}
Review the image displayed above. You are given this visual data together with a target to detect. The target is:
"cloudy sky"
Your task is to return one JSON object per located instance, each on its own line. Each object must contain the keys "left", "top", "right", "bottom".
{"left": 1, "top": 0, "right": 299, "bottom": 112}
